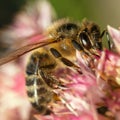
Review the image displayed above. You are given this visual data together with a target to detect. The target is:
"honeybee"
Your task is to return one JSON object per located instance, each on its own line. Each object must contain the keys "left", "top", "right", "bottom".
{"left": 0, "top": 18, "right": 106, "bottom": 114}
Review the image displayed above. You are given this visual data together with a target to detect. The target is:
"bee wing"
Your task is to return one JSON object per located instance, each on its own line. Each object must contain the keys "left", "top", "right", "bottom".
{"left": 0, "top": 32, "right": 44, "bottom": 58}
{"left": 12, "top": 32, "right": 44, "bottom": 48}
{"left": 0, "top": 38, "right": 56, "bottom": 66}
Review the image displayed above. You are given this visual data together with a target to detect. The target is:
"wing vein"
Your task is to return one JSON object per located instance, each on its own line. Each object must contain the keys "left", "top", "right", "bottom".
{"left": 0, "top": 39, "right": 56, "bottom": 66}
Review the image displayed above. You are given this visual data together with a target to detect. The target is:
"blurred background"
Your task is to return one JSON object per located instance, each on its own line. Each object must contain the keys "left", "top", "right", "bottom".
{"left": 50, "top": 0, "right": 120, "bottom": 28}
{"left": 0, "top": 0, "right": 120, "bottom": 29}
{"left": 0, "top": 0, "right": 120, "bottom": 56}
{"left": 50, "top": 0, "right": 120, "bottom": 48}
{"left": 0, "top": 0, "right": 120, "bottom": 120}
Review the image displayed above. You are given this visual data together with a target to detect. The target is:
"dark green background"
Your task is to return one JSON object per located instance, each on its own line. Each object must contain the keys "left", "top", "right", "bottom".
{"left": 0, "top": 0, "right": 120, "bottom": 29}
{"left": 0, "top": 0, "right": 28, "bottom": 28}
{"left": 50, "top": 0, "right": 120, "bottom": 29}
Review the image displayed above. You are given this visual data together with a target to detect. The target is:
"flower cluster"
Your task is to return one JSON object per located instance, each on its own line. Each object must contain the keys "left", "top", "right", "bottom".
{"left": 0, "top": 1, "right": 54, "bottom": 120}
{"left": 0, "top": 0, "right": 120, "bottom": 120}
{"left": 35, "top": 26, "right": 120, "bottom": 120}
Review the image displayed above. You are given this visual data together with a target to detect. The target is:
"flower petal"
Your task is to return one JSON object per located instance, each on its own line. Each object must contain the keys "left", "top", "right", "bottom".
{"left": 107, "top": 25, "right": 120, "bottom": 53}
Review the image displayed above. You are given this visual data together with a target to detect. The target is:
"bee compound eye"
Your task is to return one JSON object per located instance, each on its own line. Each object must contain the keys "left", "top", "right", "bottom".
{"left": 79, "top": 32, "right": 92, "bottom": 49}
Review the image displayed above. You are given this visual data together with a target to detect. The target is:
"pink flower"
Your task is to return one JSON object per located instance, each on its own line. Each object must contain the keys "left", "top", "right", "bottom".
{"left": 1, "top": 2, "right": 120, "bottom": 119}
{"left": 35, "top": 26, "right": 120, "bottom": 120}
{"left": 0, "top": 1, "right": 54, "bottom": 120}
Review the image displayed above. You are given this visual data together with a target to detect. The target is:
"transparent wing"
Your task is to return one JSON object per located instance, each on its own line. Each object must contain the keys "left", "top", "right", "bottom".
{"left": 0, "top": 38, "right": 56, "bottom": 66}
{"left": 0, "top": 32, "right": 43, "bottom": 58}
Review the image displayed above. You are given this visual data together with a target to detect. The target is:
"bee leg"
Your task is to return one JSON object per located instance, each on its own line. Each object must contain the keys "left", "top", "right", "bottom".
{"left": 71, "top": 40, "right": 84, "bottom": 51}
{"left": 72, "top": 40, "right": 100, "bottom": 70}
{"left": 50, "top": 48, "right": 82, "bottom": 73}
{"left": 50, "top": 48, "right": 77, "bottom": 67}
{"left": 26, "top": 50, "right": 63, "bottom": 88}
{"left": 40, "top": 70, "right": 63, "bottom": 89}
{"left": 71, "top": 39, "right": 91, "bottom": 57}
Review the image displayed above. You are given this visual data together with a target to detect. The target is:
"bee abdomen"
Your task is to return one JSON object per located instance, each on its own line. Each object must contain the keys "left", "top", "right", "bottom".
{"left": 31, "top": 102, "right": 52, "bottom": 115}
{"left": 26, "top": 75, "right": 53, "bottom": 114}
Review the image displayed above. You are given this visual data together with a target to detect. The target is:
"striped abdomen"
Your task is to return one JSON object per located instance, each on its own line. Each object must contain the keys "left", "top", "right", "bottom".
{"left": 26, "top": 74, "right": 53, "bottom": 114}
